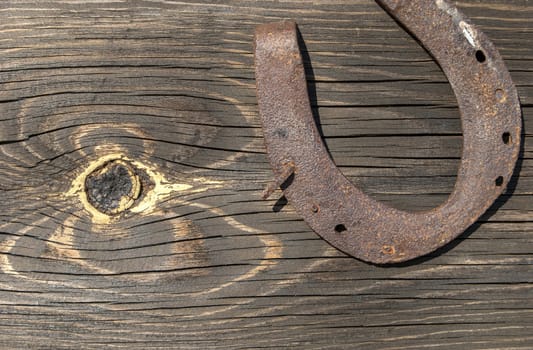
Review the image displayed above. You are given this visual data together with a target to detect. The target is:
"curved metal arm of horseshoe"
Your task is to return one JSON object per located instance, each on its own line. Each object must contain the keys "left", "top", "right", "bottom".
{"left": 254, "top": 0, "right": 522, "bottom": 264}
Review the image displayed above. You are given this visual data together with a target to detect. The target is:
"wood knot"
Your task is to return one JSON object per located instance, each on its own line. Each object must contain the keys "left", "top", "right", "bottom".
{"left": 84, "top": 160, "right": 141, "bottom": 215}
{"left": 66, "top": 154, "right": 197, "bottom": 224}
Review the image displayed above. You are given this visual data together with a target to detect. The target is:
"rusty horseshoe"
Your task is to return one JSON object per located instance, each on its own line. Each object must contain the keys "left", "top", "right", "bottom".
{"left": 254, "top": 0, "right": 522, "bottom": 264}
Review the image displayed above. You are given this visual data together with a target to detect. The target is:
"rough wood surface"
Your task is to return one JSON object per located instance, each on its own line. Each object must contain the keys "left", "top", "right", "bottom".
{"left": 0, "top": 0, "right": 532, "bottom": 349}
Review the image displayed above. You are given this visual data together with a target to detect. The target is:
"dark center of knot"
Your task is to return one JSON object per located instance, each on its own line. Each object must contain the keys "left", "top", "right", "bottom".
{"left": 84, "top": 160, "right": 141, "bottom": 215}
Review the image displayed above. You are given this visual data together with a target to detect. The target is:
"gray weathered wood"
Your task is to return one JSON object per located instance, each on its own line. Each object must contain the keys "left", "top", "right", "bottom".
{"left": 0, "top": 0, "right": 532, "bottom": 348}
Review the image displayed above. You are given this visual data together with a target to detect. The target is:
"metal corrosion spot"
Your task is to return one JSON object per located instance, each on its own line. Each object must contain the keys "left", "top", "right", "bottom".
{"left": 85, "top": 159, "right": 141, "bottom": 215}
{"left": 255, "top": 0, "right": 521, "bottom": 264}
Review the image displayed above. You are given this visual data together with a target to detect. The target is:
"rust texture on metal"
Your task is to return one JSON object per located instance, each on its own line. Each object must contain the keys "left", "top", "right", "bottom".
{"left": 254, "top": 0, "right": 522, "bottom": 264}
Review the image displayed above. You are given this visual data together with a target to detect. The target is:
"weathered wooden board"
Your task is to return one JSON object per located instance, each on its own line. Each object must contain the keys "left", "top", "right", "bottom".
{"left": 0, "top": 0, "right": 532, "bottom": 348}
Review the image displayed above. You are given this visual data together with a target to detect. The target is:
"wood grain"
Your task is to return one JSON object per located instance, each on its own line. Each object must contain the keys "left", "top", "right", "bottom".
{"left": 0, "top": 0, "right": 532, "bottom": 348}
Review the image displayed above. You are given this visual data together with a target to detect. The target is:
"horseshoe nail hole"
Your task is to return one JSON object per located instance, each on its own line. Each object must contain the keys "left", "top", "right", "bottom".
{"left": 334, "top": 224, "right": 347, "bottom": 233}
{"left": 495, "top": 176, "right": 504, "bottom": 187}
{"left": 475, "top": 50, "right": 486, "bottom": 63}
{"left": 382, "top": 245, "right": 396, "bottom": 255}
{"left": 502, "top": 132, "right": 511, "bottom": 145}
